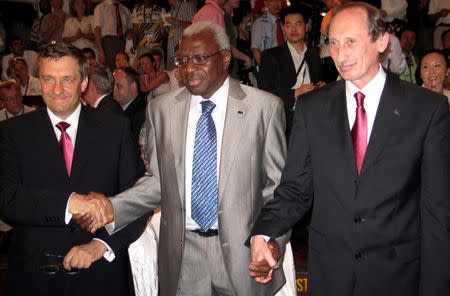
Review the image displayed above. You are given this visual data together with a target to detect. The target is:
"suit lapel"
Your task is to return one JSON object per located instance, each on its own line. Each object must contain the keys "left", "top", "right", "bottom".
{"left": 361, "top": 75, "right": 399, "bottom": 175}
{"left": 282, "top": 44, "right": 297, "bottom": 82}
{"left": 36, "top": 109, "right": 71, "bottom": 182}
{"left": 172, "top": 89, "right": 190, "bottom": 206}
{"left": 327, "top": 81, "right": 358, "bottom": 178}
{"left": 218, "top": 79, "right": 248, "bottom": 204}
{"left": 70, "top": 107, "right": 96, "bottom": 182}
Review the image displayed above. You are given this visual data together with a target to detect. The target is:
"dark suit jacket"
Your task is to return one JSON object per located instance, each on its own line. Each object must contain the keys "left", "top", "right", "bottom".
{"left": 250, "top": 74, "right": 449, "bottom": 296}
{"left": 258, "top": 44, "right": 323, "bottom": 136}
{"left": 97, "top": 93, "right": 125, "bottom": 117}
{"left": 0, "top": 106, "right": 149, "bottom": 296}
{"left": 123, "top": 94, "right": 147, "bottom": 140}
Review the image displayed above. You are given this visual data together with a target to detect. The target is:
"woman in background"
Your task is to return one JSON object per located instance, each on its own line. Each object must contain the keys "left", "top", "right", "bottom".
{"left": 62, "top": 0, "right": 97, "bottom": 55}
{"left": 418, "top": 49, "right": 450, "bottom": 109}
{"left": 40, "top": 0, "right": 68, "bottom": 44}
{"left": 136, "top": 52, "right": 169, "bottom": 100}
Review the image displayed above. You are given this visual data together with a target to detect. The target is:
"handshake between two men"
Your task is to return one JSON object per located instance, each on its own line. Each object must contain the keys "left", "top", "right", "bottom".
{"left": 68, "top": 192, "right": 114, "bottom": 233}
{"left": 67, "top": 192, "right": 282, "bottom": 283}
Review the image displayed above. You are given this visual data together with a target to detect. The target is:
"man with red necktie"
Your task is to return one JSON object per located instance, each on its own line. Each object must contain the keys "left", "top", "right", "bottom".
{"left": 249, "top": 2, "right": 449, "bottom": 296}
{"left": 0, "top": 42, "right": 148, "bottom": 296}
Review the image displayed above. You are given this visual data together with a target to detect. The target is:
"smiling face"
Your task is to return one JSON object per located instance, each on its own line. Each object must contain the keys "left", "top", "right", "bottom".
{"left": 329, "top": 6, "right": 388, "bottom": 89}
{"left": 39, "top": 56, "right": 86, "bottom": 119}
{"left": 420, "top": 52, "right": 448, "bottom": 91}
{"left": 177, "top": 31, "right": 231, "bottom": 99}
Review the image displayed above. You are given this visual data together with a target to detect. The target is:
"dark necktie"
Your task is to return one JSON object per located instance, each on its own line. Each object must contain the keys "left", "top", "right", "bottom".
{"left": 191, "top": 100, "right": 217, "bottom": 231}
{"left": 56, "top": 122, "right": 74, "bottom": 176}
{"left": 351, "top": 91, "right": 367, "bottom": 175}
{"left": 115, "top": 2, "right": 123, "bottom": 38}
{"left": 276, "top": 18, "right": 284, "bottom": 46}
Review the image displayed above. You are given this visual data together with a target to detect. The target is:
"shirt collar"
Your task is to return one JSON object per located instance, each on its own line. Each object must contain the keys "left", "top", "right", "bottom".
{"left": 205, "top": 0, "right": 224, "bottom": 11}
{"left": 5, "top": 107, "right": 24, "bottom": 118}
{"left": 346, "top": 65, "right": 386, "bottom": 99}
{"left": 287, "top": 41, "right": 307, "bottom": 56}
{"left": 93, "top": 94, "right": 109, "bottom": 108}
{"left": 191, "top": 77, "right": 229, "bottom": 111}
{"left": 47, "top": 103, "right": 82, "bottom": 128}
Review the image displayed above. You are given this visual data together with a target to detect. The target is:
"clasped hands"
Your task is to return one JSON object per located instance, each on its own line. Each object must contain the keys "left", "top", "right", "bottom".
{"left": 61, "top": 192, "right": 113, "bottom": 271}
{"left": 249, "top": 236, "right": 281, "bottom": 283}
{"left": 68, "top": 191, "right": 114, "bottom": 233}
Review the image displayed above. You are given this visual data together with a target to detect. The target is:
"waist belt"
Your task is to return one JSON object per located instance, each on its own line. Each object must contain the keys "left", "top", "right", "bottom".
{"left": 190, "top": 229, "right": 219, "bottom": 237}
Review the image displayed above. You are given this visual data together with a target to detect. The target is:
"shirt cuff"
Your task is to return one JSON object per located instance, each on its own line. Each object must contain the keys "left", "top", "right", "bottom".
{"left": 250, "top": 235, "right": 271, "bottom": 245}
{"left": 64, "top": 192, "right": 75, "bottom": 224}
{"left": 92, "top": 238, "right": 116, "bottom": 262}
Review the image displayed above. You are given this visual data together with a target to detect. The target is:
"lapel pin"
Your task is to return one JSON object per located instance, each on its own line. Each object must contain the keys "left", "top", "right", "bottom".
{"left": 393, "top": 108, "right": 400, "bottom": 116}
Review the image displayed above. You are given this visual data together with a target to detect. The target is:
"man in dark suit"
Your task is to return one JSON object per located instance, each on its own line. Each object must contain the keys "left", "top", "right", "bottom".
{"left": 0, "top": 43, "right": 147, "bottom": 296}
{"left": 112, "top": 67, "right": 147, "bottom": 139}
{"left": 83, "top": 65, "right": 124, "bottom": 117}
{"left": 258, "top": 6, "right": 324, "bottom": 137}
{"left": 249, "top": 3, "right": 449, "bottom": 296}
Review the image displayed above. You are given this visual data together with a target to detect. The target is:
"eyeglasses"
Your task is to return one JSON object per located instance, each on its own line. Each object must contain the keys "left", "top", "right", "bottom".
{"left": 39, "top": 252, "right": 80, "bottom": 275}
{"left": 173, "top": 49, "right": 227, "bottom": 67}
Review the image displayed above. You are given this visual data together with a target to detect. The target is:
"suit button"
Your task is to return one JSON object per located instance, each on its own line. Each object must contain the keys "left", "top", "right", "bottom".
{"left": 69, "top": 226, "right": 75, "bottom": 232}
{"left": 354, "top": 216, "right": 362, "bottom": 223}
{"left": 354, "top": 253, "right": 362, "bottom": 260}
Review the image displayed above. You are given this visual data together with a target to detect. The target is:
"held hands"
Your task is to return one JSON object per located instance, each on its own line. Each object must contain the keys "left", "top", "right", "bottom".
{"left": 68, "top": 192, "right": 114, "bottom": 233}
{"left": 249, "top": 236, "right": 281, "bottom": 284}
{"left": 63, "top": 240, "right": 107, "bottom": 271}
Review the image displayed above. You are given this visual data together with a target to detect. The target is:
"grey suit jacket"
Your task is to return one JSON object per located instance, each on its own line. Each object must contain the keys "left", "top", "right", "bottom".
{"left": 110, "top": 78, "right": 289, "bottom": 295}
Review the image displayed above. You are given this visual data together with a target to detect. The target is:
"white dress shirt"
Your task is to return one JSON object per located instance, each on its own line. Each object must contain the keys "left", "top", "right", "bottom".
{"left": 21, "top": 75, "right": 42, "bottom": 96}
{"left": 184, "top": 78, "right": 229, "bottom": 230}
{"left": 93, "top": 0, "right": 132, "bottom": 37}
{"left": 287, "top": 42, "right": 311, "bottom": 89}
{"left": 346, "top": 65, "right": 386, "bottom": 142}
{"left": 0, "top": 105, "right": 35, "bottom": 122}
{"left": 382, "top": 34, "right": 406, "bottom": 75}
{"left": 53, "top": 103, "right": 115, "bottom": 261}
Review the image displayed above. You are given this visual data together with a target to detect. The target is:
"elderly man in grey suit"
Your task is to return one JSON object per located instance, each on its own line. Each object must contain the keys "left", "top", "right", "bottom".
{"left": 71, "top": 21, "right": 289, "bottom": 296}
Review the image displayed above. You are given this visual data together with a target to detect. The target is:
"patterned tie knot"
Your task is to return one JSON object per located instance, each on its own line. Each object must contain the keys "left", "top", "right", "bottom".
{"left": 201, "top": 100, "right": 215, "bottom": 114}
{"left": 354, "top": 91, "right": 365, "bottom": 108}
{"left": 56, "top": 121, "right": 70, "bottom": 133}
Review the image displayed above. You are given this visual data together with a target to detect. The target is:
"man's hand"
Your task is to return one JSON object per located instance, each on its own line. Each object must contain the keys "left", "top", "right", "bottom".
{"left": 63, "top": 240, "right": 107, "bottom": 271}
{"left": 249, "top": 236, "right": 279, "bottom": 283}
{"left": 294, "top": 83, "right": 316, "bottom": 97}
{"left": 69, "top": 192, "right": 114, "bottom": 233}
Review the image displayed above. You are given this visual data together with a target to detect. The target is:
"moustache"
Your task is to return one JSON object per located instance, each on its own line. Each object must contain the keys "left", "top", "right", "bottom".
{"left": 335, "top": 61, "right": 354, "bottom": 67}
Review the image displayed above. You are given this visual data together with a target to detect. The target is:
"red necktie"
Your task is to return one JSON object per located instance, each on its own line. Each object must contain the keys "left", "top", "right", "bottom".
{"left": 276, "top": 19, "right": 284, "bottom": 46}
{"left": 115, "top": 3, "right": 123, "bottom": 38}
{"left": 56, "top": 122, "right": 74, "bottom": 176}
{"left": 351, "top": 91, "right": 367, "bottom": 175}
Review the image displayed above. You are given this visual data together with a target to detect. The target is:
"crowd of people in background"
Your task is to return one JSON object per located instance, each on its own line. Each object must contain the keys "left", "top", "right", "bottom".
{"left": 0, "top": 0, "right": 449, "bottom": 121}
{"left": 0, "top": 0, "right": 449, "bottom": 295}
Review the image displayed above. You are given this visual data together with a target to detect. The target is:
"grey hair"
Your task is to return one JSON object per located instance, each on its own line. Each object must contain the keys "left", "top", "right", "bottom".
{"left": 183, "top": 21, "right": 230, "bottom": 50}
{"left": 87, "top": 66, "right": 112, "bottom": 95}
